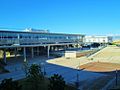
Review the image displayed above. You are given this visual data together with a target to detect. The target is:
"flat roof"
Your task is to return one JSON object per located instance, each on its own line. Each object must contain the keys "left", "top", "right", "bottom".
{"left": 0, "top": 29, "right": 84, "bottom": 36}
{"left": 85, "top": 36, "right": 112, "bottom": 38}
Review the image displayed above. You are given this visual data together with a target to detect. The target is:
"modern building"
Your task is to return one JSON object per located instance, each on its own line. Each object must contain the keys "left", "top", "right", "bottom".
{"left": 0, "top": 28, "right": 85, "bottom": 63}
{"left": 0, "top": 29, "right": 84, "bottom": 46}
{"left": 84, "top": 36, "right": 112, "bottom": 44}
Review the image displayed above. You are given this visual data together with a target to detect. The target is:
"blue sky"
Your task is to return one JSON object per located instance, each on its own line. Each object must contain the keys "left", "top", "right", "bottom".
{"left": 0, "top": 0, "right": 120, "bottom": 35}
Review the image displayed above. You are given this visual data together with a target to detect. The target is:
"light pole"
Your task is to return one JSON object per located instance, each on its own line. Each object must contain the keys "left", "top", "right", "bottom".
{"left": 115, "top": 69, "right": 118, "bottom": 86}
{"left": 75, "top": 65, "right": 80, "bottom": 90}
{"left": 41, "top": 62, "right": 46, "bottom": 76}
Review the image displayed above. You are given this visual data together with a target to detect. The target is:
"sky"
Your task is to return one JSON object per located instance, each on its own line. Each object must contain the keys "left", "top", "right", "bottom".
{"left": 0, "top": 0, "right": 120, "bottom": 35}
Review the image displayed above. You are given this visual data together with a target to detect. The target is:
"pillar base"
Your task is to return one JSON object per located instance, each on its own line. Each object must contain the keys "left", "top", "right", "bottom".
{"left": 23, "top": 47, "right": 27, "bottom": 62}
{"left": 47, "top": 45, "right": 50, "bottom": 58}
{"left": 3, "top": 49, "right": 6, "bottom": 64}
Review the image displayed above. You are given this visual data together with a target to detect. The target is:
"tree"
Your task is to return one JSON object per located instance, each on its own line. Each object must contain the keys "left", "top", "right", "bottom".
{"left": 27, "top": 64, "right": 43, "bottom": 79}
{"left": 0, "top": 78, "right": 22, "bottom": 90}
{"left": 91, "top": 43, "right": 100, "bottom": 48}
{"left": 48, "top": 74, "right": 66, "bottom": 90}
{"left": 25, "top": 64, "right": 44, "bottom": 90}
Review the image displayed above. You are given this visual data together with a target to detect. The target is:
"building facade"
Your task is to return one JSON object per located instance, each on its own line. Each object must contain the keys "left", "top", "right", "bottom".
{"left": 84, "top": 36, "right": 112, "bottom": 43}
{"left": 0, "top": 28, "right": 85, "bottom": 63}
{"left": 0, "top": 29, "right": 84, "bottom": 46}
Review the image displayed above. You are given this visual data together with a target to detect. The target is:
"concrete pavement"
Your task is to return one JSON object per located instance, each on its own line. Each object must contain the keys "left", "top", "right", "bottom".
{"left": 0, "top": 56, "right": 105, "bottom": 85}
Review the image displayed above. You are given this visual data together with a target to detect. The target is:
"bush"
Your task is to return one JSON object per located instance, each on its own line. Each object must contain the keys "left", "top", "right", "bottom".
{"left": 48, "top": 74, "right": 66, "bottom": 90}
{"left": 0, "top": 78, "right": 22, "bottom": 90}
{"left": 23, "top": 64, "right": 44, "bottom": 90}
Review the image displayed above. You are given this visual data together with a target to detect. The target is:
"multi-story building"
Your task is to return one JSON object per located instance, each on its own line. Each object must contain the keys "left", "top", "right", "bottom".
{"left": 0, "top": 28, "right": 84, "bottom": 46}
{"left": 84, "top": 36, "right": 112, "bottom": 44}
{"left": 0, "top": 28, "right": 85, "bottom": 63}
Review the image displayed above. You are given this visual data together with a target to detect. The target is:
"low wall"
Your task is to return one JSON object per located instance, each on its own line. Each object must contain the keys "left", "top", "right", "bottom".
{"left": 65, "top": 51, "right": 76, "bottom": 58}
{"left": 65, "top": 49, "right": 99, "bottom": 58}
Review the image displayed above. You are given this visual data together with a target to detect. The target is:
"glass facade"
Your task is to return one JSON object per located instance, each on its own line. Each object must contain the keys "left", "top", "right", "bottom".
{"left": 0, "top": 31, "right": 84, "bottom": 45}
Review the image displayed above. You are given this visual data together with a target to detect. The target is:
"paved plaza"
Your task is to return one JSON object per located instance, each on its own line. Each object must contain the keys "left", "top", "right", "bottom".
{"left": 2, "top": 46, "right": 120, "bottom": 88}
{"left": 0, "top": 55, "right": 104, "bottom": 85}
{"left": 89, "top": 45, "right": 120, "bottom": 64}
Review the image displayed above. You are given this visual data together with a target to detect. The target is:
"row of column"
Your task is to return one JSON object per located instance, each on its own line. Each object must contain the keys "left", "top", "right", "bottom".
{"left": 2, "top": 45, "right": 50, "bottom": 63}
{"left": 2, "top": 44, "right": 76, "bottom": 63}
{"left": 24, "top": 46, "right": 50, "bottom": 62}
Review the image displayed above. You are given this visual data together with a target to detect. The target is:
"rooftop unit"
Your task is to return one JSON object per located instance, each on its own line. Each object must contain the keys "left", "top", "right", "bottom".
{"left": 25, "top": 28, "right": 49, "bottom": 33}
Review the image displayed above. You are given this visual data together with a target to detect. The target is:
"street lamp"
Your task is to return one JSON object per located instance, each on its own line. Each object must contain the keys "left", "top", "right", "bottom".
{"left": 40, "top": 62, "right": 46, "bottom": 75}
{"left": 75, "top": 65, "right": 80, "bottom": 90}
{"left": 115, "top": 69, "right": 118, "bottom": 86}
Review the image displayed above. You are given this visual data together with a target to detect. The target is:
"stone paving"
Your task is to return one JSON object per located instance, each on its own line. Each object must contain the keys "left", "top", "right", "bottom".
{"left": 89, "top": 45, "right": 120, "bottom": 64}
{"left": 0, "top": 56, "right": 104, "bottom": 85}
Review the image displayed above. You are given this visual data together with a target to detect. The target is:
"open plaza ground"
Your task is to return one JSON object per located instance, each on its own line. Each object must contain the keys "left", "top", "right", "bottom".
{"left": 48, "top": 45, "right": 120, "bottom": 89}
{"left": 80, "top": 62, "right": 120, "bottom": 72}
{"left": 48, "top": 45, "right": 120, "bottom": 72}
{"left": 1, "top": 45, "right": 120, "bottom": 89}
{"left": 89, "top": 45, "right": 120, "bottom": 64}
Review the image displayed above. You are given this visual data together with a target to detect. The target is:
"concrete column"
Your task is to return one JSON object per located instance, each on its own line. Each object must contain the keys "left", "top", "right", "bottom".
{"left": 57, "top": 46, "right": 59, "bottom": 51}
{"left": 51, "top": 46, "right": 52, "bottom": 51}
{"left": 23, "top": 47, "right": 27, "bottom": 62}
{"left": 67, "top": 45, "right": 69, "bottom": 49}
{"left": 64, "top": 45, "right": 67, "bottom": 50}
{"left": 14, "top": 48, "right": 17, "bottom": 57}
{"left": 61, "top": 45, "right": 63, "bottom": 50}
{"left": 31, "top": 47, "right": 34, "bottom": 58}
{"left": 47, "top": 45, "right": 50, "bottom": 58}
{"left": 39, "top": 47, "right": 41, "bottom": 53}
{"left": 50, "top": 46, "right": 54, "bottom": 51}
{"left": 3, "top": 49, "right": 6, "bottom": 63}
{"left": 55, "top": 46, "right": 58, "bottom": 51}
{"left": 53, "top": 46, "right": 55, "bottom": 51}
{"left": 37, "top": 47, "right": 39, "bottom": 56}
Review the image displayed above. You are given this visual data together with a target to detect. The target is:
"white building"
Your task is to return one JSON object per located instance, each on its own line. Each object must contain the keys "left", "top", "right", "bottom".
{"left": 84, "top": 36, "right": 112, "bottom": 43}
